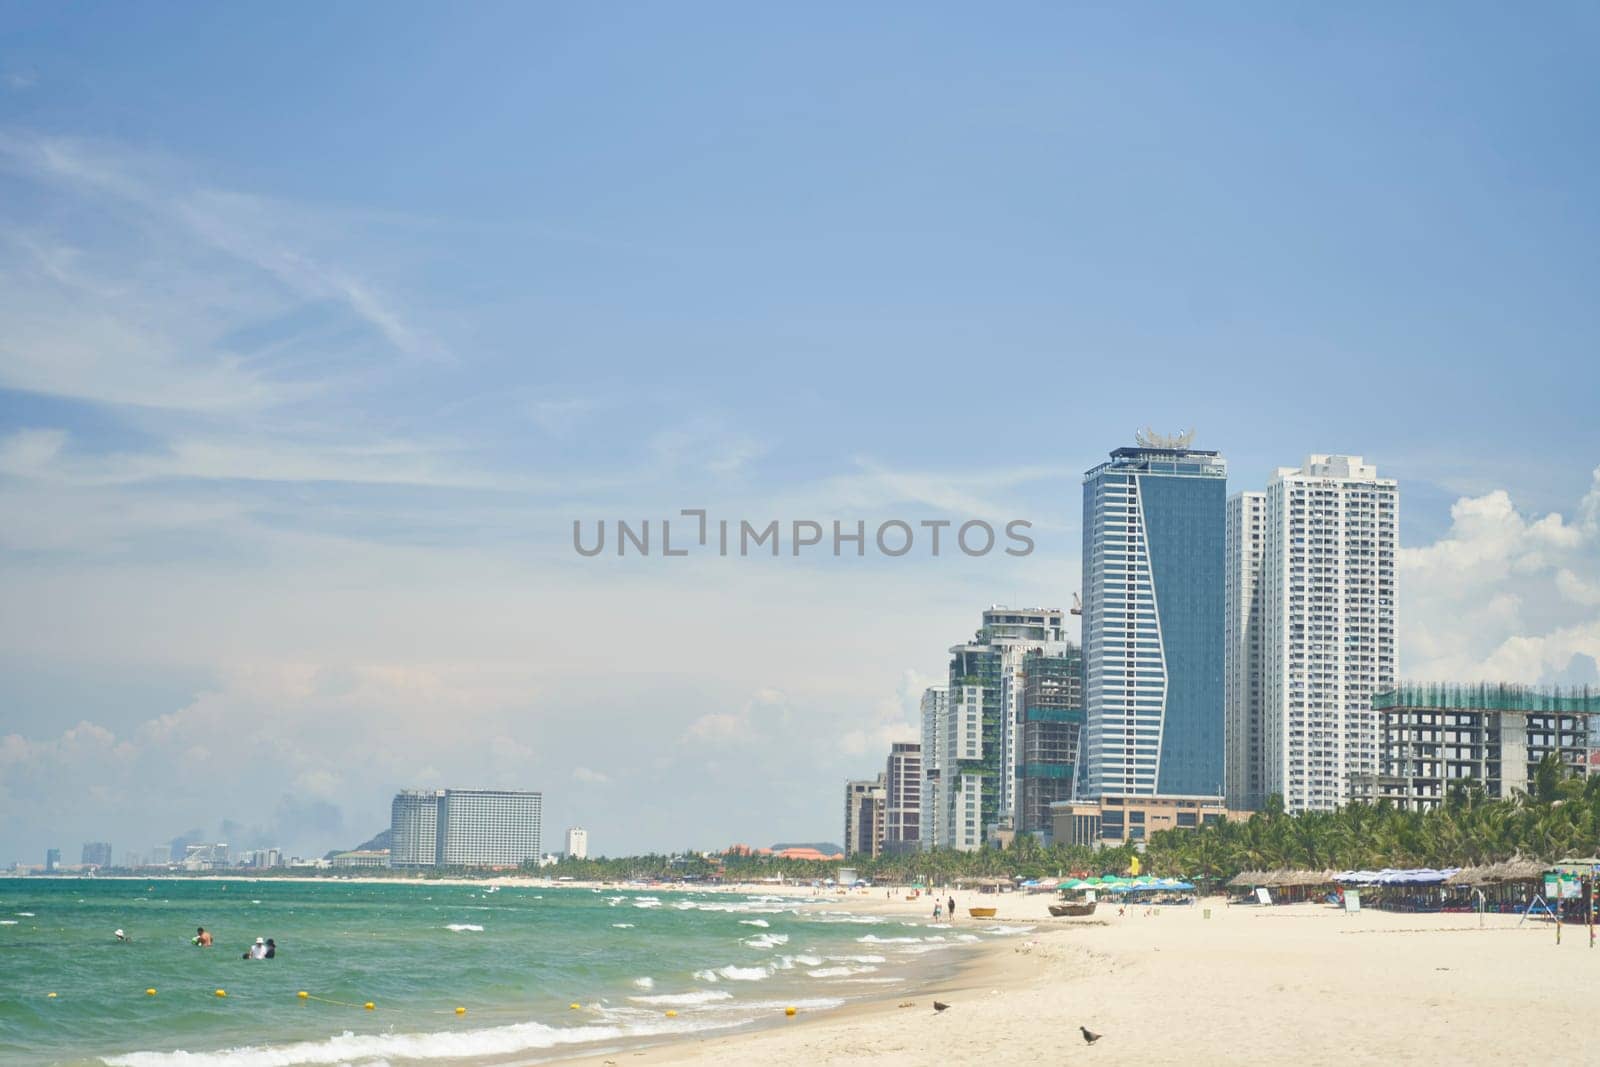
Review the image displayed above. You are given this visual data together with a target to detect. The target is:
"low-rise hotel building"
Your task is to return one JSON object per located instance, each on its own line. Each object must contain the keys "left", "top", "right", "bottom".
{"left": 1051, "top": 794, "right": 1252, "bottom": 847}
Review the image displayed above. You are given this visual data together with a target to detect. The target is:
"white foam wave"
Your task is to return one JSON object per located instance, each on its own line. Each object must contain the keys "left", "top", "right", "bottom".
{"left": 629, "top": 990, "right": 734, "bottom": 1007}
{"left": 633, "top": 900, "right": 662, "bottom": 909}
{"left": 444, "top": 923, "right": 484, "bottom": 933}
{"left": 741, "top": 933, "right": 789, "bottom": 949}
{"left": 100, "top": 1014, "right": 730, "bottom": 1067}
{"left": 694, "top": 964, "right": 770, "bottom": 982}
{"left": 825, "top": 954, "right": 886, "bottom": 964}
{"left": 611, "top": 923, "right": 635, "bottom": 929}
{"left": 632, "top": 977, "right": 654, "bottom": 990}
{"left": 738, "top": 919, "right": 769, "bottom": 928}
{"left": 16, "top": 912, "right": 34, "bottom": 917}
{"left": 0, "top": 920, "right": 16, "bottom": 925}
{"left": 806, "top": 965, "right": 879, "bottom": 978}
{"left": 983, "top": 924, "right": 1036, "bottom": 935}
{"left": 855, "top": 935, "right": 919, "bottom": 944}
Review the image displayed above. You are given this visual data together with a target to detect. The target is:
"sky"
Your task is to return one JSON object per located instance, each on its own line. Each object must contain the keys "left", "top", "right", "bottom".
{"left": 1, "top": 2, "right": 1598, "bottom": 863}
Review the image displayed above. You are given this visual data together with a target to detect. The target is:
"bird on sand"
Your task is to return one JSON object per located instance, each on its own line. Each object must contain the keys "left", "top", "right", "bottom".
{"left": 1080, "top": 1026, "right": 1102, "bottom": 1045}
{"left": 932, "top": 1001, "right": 950, "bottom": 1013}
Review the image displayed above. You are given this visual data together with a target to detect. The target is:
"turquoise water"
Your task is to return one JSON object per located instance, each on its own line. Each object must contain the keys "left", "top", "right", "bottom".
{"left": 0, "top": 879, "right": 1010, "bottom": 1066}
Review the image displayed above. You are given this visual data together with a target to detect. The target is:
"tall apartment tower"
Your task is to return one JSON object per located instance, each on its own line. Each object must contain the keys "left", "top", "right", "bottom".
{"left": 918, "top": 686, "right": 948, "bottom": 851}
{"left": 1014, "top": 645, "right": 1085, "bottom": 836}
{"left": 389, "top": 789, "right": 445, "bottom": 867}
{"left": 1259, "top": 456, "right": 1397, "bottom": 812}
{"left": 844, "top": 775, "right": 886, "bottom": 856}
{"left": 437, "top": 789, "right": 543, "bottom": 867}
{"left": 1224, "top": 491, "right": 1267, "bottom": 811}
{"left": 565, "top": 826, "right": 589, "bottom": 859}
{"left": 881, "top": 743, "right": 923, "bottom": 854}
{"left": 934, "top": 606, "right": 1066, "bottom": 850}
{"left": 1081, "top": 435, "right": 1227, "bottom": 798}
{"left": 388, "top": 788, "right": 543, "bottom": 868}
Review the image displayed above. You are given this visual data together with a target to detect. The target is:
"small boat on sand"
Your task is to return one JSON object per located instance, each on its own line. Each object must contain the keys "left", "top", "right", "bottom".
{"left": 1048, "top": 901, "right": 1097, "bottom": 917}
{"left": 967, "top": 906, "right": 997, "bottom": 918}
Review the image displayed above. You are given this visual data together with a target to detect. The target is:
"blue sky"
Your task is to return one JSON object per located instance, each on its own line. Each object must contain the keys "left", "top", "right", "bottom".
{"left": 2, "top": 3, "right": 1598, "bottom": 862}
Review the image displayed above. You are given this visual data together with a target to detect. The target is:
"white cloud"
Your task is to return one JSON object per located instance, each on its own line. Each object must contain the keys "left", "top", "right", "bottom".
{"left": 572, "top": 766, "right": 611, "bottom": 785}
{"left": 1402, "top": 467, "right": 1600, "bottom": 683}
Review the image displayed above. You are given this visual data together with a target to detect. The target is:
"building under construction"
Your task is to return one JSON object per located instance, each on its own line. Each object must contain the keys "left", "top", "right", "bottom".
{"left": 1357, "top": 683, "right": 1600, "bottom": 810}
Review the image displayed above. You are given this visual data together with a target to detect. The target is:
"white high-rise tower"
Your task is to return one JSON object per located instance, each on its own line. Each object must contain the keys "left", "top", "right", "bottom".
{"left": 1257, "top": 456, "right": 1398, "bottom": 812}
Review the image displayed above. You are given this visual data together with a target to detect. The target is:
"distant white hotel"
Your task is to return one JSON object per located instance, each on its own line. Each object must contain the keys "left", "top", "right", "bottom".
{"left": 565, "top": 826, "right": 588, "bottom": 859}
{"left": 388, "top": 788, "right": 543, "bottom": 868}
{"left": 1228, "top": 456, "right": 1398, "bottom": 813}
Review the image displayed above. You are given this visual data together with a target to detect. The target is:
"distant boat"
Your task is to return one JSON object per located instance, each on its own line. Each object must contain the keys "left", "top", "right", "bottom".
{"left": 967, "top": 906, "right": 997, "bottom": 918}
{"left": 1048, "top": 901, "right": 1096, "bottom": 917}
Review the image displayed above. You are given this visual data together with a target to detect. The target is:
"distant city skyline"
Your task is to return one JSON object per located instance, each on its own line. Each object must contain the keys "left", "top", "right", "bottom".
{"left": 3, "top": 5, "right": 1599, "bottom": 861}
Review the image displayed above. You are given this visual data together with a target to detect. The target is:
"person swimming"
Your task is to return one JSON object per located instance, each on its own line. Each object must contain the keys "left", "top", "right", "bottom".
{"left": 244, "top": 937, "right": 267, "bottom": 960}
{"left": 192, "top": 927, "right": 213, "bottom": 947}
{"left": 264, "top": 938, "right": 276, "bottom": 959}
{"left": 114, "top": 928, "right": 130, "bottom": 943}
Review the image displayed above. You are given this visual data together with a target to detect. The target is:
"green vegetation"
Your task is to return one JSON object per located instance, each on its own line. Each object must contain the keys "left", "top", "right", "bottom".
{"left": 544, "top": 757, "right": 1600, "bottom": 887}
{"left": 1144, "top": 755, "right": 1600, "bottom": 881}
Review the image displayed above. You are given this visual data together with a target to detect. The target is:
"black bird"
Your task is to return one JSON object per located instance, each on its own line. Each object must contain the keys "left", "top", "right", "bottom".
{"left": 932, "top": 1001, "right": 950, "bottom": 1013}
{"left": 1080, "top": 1026, "right": 1102, "bottom": 1045}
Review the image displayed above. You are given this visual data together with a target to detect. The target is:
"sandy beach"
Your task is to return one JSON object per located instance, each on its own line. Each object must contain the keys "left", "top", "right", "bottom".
{"left": 549, "top": 886, "right": 1600, "bottom": 1066}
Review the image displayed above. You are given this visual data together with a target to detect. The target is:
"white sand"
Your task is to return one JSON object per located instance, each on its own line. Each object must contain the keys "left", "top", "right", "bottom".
{"left": 559, "top": 888, "right": 1600, "bottom": 1065}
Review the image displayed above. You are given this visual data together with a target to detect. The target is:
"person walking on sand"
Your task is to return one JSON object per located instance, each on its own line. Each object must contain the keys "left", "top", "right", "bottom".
{"left": 948, "top": 896, "right": 956, "bottom": 920}
{"left": 933, "top": 900, "right": 943, "bottom": 921}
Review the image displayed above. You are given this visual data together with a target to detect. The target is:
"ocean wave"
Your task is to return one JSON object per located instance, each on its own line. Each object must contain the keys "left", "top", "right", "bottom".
{"left": 632, "top": 977, "right": 654, "bottom": 990}
{"left": 737, "top": 919, "right": 769, "bottom": 928}
{"left": 629, "top": 990, "right": 734, "bottom": 1007}
{"left": 632, "top": 900, "right": 662, "bottom": 909}
{"left": 611, "top": 923, "right": 635, "bottom": 929}
{"left": 16, "top": 912, "right": 35, "bottom": 917}
{"left": 825, "top": 954, "right": 885, "bottom": 964}
{"left": 444, "top": 924, "right": 484, "bottom": 933}
{"left": 692, "top": 964, "right": 771, "bottom": 982}
{"left": 983, "top": 924, "right": 1036, "bottom": 935}
{"left": 100, "top": 1014, "right": 730, "bottom": 1067}
{"left": 0, "top": 920, "right": 16, "bottom": 925}
{"left": 805, "top": 965, "right": 879, "bottom": 978}
{"left": 855, "top": 935, "right": 919, "bottom": 944}
{"left": 741, "top": 933, "right": 789, "bottom": 949}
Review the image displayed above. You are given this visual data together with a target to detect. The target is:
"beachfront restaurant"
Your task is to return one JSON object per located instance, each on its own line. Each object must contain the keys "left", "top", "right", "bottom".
{"left": 1225, "top": 869, "right": 1338, "bottom": 905}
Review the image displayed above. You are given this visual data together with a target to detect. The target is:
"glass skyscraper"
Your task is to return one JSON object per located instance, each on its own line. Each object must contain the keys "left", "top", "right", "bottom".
{"left": 1081, "top": 438, "right": 1227, "bottom": 798}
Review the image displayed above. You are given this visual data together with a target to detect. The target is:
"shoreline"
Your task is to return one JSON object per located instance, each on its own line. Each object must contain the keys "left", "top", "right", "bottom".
{"left": 550, "top": 892, "right": 1600, "bottom": 1066}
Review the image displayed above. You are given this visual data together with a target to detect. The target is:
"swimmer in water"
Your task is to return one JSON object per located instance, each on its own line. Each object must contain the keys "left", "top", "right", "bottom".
{"left": 193, "top": 926, "right": 213, "bottom": 947}
{"left": 114, "top": 928, "right": 130, "bottom": 942}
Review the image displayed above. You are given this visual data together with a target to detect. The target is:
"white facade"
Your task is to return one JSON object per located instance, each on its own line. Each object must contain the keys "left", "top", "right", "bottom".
{"left": 940, "top": 681, "right": 985, "bottom": 851}
{"left": 1224, "top": 491, "right": 1266, "bottom": 811}
{"left": 565, "top": 826, "right": 588, "bottom": 859}
{"left": 438, "top": 789, "right": 543, "bottom": 867}
{"left": 1259, "top": 456, "right": 1398, "bottom": 812}
{"left": 918, "top": 685, "right": 948, "bottom": 851}
{"left": 390, "top": 788, "right": 543, "bottom": 868}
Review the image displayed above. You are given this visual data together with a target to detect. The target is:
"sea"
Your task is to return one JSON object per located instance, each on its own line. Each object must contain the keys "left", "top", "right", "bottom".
{"left": 0, "top": 878, "right": 1025, "bottom": 1066}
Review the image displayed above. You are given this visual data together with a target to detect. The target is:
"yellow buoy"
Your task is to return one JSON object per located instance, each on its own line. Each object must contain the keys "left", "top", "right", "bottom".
{"left": 364, "top": 1001, "right": 375, "bottom": 1010}
{"left": 665, "top": 1009, "right": 678, "bottom": 1018}
{"left": 569, "top": 1002, "right": 580, "bottom": 1010}
{"left": 785, "top": 1006, "right": 797, "bottom": 1016}
{"left": 146, "top": 988, "right": 157, "bottom": 996}
{"left": 297, "top": 991, "right": 309, "bottom": 999}
{"left": 46, "top": 992, "right": 58, "bottom": 999}
{"left": 455, "top": 1006, "right": 467, "bottom": 1015}
{"left": 215, "top": 989, "right": 227, "bottom": 998}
